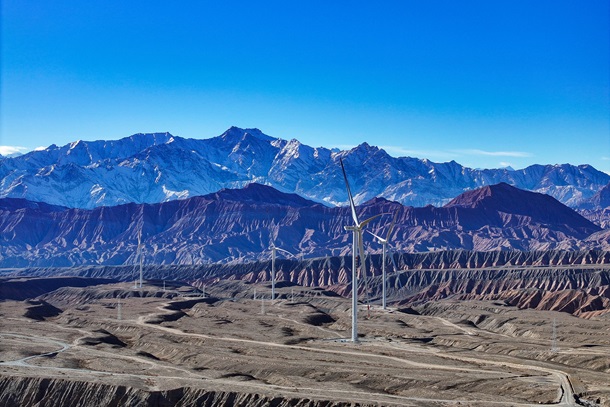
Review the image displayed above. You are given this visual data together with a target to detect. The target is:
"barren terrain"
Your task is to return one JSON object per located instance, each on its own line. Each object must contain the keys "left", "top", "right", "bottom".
{"left": 0, "top": 279, "right": 609, "bottom": 406}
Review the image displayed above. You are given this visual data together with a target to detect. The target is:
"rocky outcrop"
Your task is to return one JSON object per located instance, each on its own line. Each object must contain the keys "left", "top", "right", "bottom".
{"left": 499, "top": 289, "right": 610, "bottom": 317}
{"left": 390, "top": 268, "right": 610, "bottom": 317}
{"left": 579, "top": 208, "right": 610, "bottom": 229}
{"left": 577, "top": 182, "right": 610, "bottom": 228}
{"left": 5, "top": 249, "right": 610, "bottom": 318}
{"left": 578, "top": 182, "right": 610, "bottom": 210}
{"left": 7, "top": 249, "right": 610, "bottom": 281}
{"left": 584, "top": 228, "right": 610, "bottom": 250}
{"left": 0, "top": 376, "right": 357, "bottom": 407}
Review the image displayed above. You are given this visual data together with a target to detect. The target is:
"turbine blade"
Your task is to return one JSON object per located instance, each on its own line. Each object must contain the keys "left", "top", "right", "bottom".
{"left": 276, "top": 247, "right": 294, "bottom": 257}
{"left": 340, "top": 158, "right": 360, "bottom": 225}
{"left": 359, "top": 213, "right": 383, "bottom": 228}
{"left": 366, "top": 230, "right": 384, "bottom": 242}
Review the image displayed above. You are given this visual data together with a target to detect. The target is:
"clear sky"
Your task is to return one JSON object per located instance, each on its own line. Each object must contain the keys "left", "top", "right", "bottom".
{"left": 1, "top": 1, "right": 609, "bottom": 171}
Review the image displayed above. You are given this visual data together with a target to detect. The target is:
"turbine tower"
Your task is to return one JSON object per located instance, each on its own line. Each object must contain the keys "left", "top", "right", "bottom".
{"left": 367, "top": 213, "right": 397, "bottom": 310}
{"left": 340, "top": 158, "right": 382, "bottom": 342}
{"left": 133, "top": 234, "right": 141, "bottom": 289}
{"left": 270, "top": 242, "right": 294, "bottom": 300}
{"left": 138, "top": 232, "right": 143, "bottom": 289}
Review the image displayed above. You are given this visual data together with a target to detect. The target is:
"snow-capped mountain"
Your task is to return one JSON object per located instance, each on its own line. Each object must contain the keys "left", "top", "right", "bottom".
{"left": 1, "top": 127, "right": 608, "bottom": 209}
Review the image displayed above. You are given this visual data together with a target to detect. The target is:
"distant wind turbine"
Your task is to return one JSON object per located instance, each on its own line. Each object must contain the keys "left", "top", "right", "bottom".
{"left": 367, "top": 213, "right": 397, "bottom": 310}
{"left": 270, "top": 242, "right": 295, "bottom": 301}
{"left": 340, "top": 158, "right": 383, "bottom": 343}
{"left": 137, "top": 232, "right": 144, "bottom": 289}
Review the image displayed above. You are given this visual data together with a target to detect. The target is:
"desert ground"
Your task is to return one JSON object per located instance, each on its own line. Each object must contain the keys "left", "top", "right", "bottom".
{"left": 0, "top": 279, "right": 609, "bottom": 406}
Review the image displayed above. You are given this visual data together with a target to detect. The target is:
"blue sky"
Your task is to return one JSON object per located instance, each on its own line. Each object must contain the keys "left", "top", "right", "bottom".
{"left": 1, "top": 1, "right": 609, "bottom": 171}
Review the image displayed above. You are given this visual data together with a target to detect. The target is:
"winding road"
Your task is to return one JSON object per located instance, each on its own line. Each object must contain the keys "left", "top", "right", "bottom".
{"left": 0, "top": 299, "right": 579, "bottom": 407}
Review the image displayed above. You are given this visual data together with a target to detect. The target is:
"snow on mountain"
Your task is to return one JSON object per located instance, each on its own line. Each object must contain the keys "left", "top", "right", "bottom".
{"left": 576, "top": 182, "right": 610, "bottom": 228}
{"left": 0, "top": 127, "right": 608, "bottom": 209}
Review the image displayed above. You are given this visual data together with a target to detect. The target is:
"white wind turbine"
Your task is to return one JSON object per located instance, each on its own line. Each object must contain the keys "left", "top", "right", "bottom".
{"left": 137, "top": 232, "right": 144, "bottom": 289}
{"left": 367, "top": 213, "right": 397, "bottom": 310}
{"left": 340, "top": 158, "right": 383, "bottom": 342}
{"left": 270, "top": 242, "right": 295, "bottom": 301}
{"left": 133, "top": 234, "right": 139, "bottom": 289}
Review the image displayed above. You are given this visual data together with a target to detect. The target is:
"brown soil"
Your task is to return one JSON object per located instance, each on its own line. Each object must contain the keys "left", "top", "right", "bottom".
{"left": 0, "top": 279, "right": 608, "bottom": 406}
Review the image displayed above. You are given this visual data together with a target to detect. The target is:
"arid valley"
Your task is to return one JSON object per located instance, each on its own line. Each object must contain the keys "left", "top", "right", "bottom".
{"left": 1, "top": 274, "right": 609, "bottom": 406}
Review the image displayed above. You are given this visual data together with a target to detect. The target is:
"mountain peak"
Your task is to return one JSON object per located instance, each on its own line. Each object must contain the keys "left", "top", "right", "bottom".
{"left": 444, "top": 183, "right": 599, "bottom": 235}
{"left": 353, "top": 142, "right": 376, "bottom": 152}
{"left": 362, "top": 196, "right": 398, "bottom": 206}
{"left": 127, "top": 132, "right": 174, "bottom": 145}
{"left": 212, "top": 183, "right": 316, "bottom": 207}
{"left": 445, "top": 182, "right": 528, "bottom": 208}
{"left": 222, "top": 127, "right": 275, "bottom": 142}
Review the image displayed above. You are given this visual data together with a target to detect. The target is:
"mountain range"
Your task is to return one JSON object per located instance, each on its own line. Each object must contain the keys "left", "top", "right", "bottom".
{"left": 1, "top": 127, "right": 608, "bottom": 210}
{"left": 0, "top": 182, "right": 604, "bottom": 268}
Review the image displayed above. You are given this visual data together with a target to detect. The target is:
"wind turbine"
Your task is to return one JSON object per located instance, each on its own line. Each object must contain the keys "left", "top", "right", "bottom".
{"left": 137, "top": 232, "right": 143, "bottom": 289}
{"left": 340, "top": 158, "right": 383, "bottom": 342}
{"left": 270, "top": 242, "right": 294, "bottom": 301}
{"left": 133, "top": 234, "right": 140, "bottom": 289}
{"left": 367, "top": 213, "right": 397, "bottom": 310}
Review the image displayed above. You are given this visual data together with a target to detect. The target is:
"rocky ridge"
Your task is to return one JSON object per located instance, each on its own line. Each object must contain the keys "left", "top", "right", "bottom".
{"left": 0, "top": 376, "right": 355, "bottom": 407}
{"left": 5, "top": 249, "right": 610, "bottom": 318}
{"left": 0, "top": 183, "right": 603, "bottom": 267}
